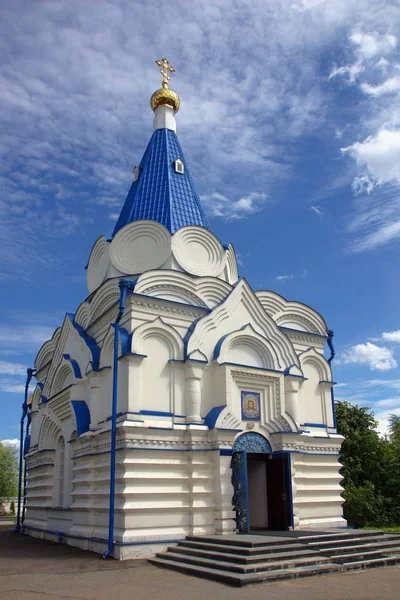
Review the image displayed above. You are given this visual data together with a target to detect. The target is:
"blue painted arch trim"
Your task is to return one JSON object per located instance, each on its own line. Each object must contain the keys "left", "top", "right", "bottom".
{"left": 204, "top": 406, "right": 226, "bottom": 430}
{"left": 68, "top": 314, "right": 100, "bottom": 371}
{"left": 71, "top": 401, "right": 91, "bottom": 436}
{"left": 232, "top": 432, "right": 272, "bottom": 453}
{"left": 62, "top": 354, "right": 82, "bottom": 379}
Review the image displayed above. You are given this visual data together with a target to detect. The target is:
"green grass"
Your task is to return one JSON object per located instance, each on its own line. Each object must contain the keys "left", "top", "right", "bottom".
{"left": 362, "top": 526, "right": 400, "bottom": 533}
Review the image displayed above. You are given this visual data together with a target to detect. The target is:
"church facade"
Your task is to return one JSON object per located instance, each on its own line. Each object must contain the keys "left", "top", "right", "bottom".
{"left": 24, "top": 60, "right": 346, "bottom": 559}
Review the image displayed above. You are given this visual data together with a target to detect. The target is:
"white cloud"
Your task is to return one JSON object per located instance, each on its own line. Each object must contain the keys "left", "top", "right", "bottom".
{"left": 0, "top": 361, "right": 27, "bottom": 376}
{"left": 0, "top": 379, "right": 25, "bottom": 393}
{"left": 382, "top": 330, "right": 400, "bottom": 342}
{"left": 329, "top": 62, "right": 365, "bottom": 83}
{"left": 1, "top": 439, "right": 19, "bottom": 449}
{"left": 276, "top": 274, "right": 294, "bottom": 281}
{"left": 351, "top": 174, "right": 377, "bottom": 195}
{"left": 310, "top": 205, "right": 324, "bottom": 217}
{"left": 201, "top": 192, "right": 268, "bottom": 221}
{"left": 342, "top": 129, "right": 400, "bottom": 186}
{"left": 341, "top": 341, "right": 397, "bottom": 371}
{"left": 361, "top": 76, "right": 400, "bottom": 96}
{"left": 350, "top": 31, "right": 397, "bottom": 60}
{"left": 352, "top": 219, "right": 400, "bottom": 251}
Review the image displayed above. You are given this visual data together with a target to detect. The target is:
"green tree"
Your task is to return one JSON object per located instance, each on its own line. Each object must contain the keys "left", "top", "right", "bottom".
{"left": 0, "top": 442, "right": 18, "bottom": 502}
{"left": 388, "top": 414, "right": 400, "bottom": 444}
{"left": 335, "top": 401, "right": 392, "bottom": 527}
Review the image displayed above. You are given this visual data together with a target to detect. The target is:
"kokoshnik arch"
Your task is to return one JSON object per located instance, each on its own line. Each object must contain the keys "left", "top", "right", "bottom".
{"left": 21, "top": 59, "right": 346, "bottom": 559}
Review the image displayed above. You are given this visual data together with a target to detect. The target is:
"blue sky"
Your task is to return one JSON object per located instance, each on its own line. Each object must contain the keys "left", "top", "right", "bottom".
{"left": 2, "top": 0, "right": 400, "bottom": 444}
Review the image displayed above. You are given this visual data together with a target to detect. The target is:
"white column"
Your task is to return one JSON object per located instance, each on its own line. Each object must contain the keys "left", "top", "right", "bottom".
{"left": 284, "top": 376, "right": 301, "bottom": 426}
{"left": 185, "top": 361, "right": 205, "bottom": 423}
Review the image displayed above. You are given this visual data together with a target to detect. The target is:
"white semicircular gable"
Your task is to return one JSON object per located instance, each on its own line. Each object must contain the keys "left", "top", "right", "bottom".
{"left": 215, "top": 325, "right": 278, "bottom": 370}
{"left": 172, "top": 226, "right": 226, "bottom": 278}
{"left": 225, "top": 243, "right": 239, "bottom": 284}
{"left": 276, "top": 303, "right": 327, "bottom": 335}
{"left": 255, "top": 291, "right": 287, "bottom": 316}
{"left": 131, "top": 317, "right": 184, "bottom": 359}
{"left": 86, "top": 235, "right": 111, "bottom": 294}
{"left": 110, "top": 220, "right": 172, "bottom": 275}
{"left": 187, "top": 279, "right": 299, "bottom": 369}
{"left": 134, "top": 270, "right": 232, "bottom": 309}
{"left": 299, "top": 347, "right": 331, "bottom": 381}
{"left": 256, "top": 291, "right": 328, "bottom": 335}
{"left": 35, "top": 328, "right": 62, "bottom": 372}
{"left": 74, "top": 302, "right": 91, "bottom": 330}
{"left": 88, "top": 278, "right": 120, "bottom": 326}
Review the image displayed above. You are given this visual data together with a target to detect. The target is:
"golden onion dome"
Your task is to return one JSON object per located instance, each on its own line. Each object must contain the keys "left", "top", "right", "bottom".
{"left": 150, "top": 87, "right": 180, "bottom": 113}
{"left": 151, "top": 58, "right": 180, "bottom": 114}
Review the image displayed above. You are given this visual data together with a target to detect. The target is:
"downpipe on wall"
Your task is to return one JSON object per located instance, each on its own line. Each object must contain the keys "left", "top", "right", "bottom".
{"left": 327, "top": 329, "right": 337, "bottom": 430}
{"left": 15, "top": 368, "right": 36, "bottom": 534}
{"left": 103, "top": 279, "right": 134, "bottom": 559}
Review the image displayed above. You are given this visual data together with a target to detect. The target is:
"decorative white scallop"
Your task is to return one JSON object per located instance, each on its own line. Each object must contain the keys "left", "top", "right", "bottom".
{"left": 172, "top": 226, "right": 226, "bottom": 277}
{"left": 225, "top": 243, "right": 239, "bottom": 284}
{"left": 86, "top": 236, "right": 110, "bottom": 294}
{"left": 109, "top": 220, "right": 171, "bottom": 275}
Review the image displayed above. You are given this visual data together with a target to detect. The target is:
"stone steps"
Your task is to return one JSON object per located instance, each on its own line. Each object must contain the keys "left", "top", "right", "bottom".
{"left": 150, "top": 556, "right": 341, "bottom": 586}
{"left": 178, "top": 539, "right": 311, "bottom": 556}
{"left": 149, "top": 531, "right": 400, "bottom": 586}
{"left": 168, "top": 544, "right": 321, "bottom": 564}
{"left": 157, "top": 550, "right": 333, "bottom": 574}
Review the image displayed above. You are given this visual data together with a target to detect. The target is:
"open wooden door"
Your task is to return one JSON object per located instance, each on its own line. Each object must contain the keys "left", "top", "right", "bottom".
{"left": 266, "top": 455, "right": 289, "bottom": 531}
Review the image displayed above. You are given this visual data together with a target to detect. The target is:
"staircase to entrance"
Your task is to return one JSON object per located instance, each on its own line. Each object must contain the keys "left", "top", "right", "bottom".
{"left": 150, "top": 530, "right": 400, "bottom": 586}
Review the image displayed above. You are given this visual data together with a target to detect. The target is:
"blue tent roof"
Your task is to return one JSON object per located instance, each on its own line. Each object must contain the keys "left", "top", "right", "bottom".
{"left": 113, "top": 128, "right": 209, "bottom": 236}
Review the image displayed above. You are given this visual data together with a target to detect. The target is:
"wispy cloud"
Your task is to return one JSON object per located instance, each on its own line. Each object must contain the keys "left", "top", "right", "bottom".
{"left": 310, "top": 205, "right": 324, "bottom": 217}
{"left": 201, "top": 192, "right": 269, "bottom": 221}
{"left": 0, "top": 361, "right": 28, "bottom": 377}
{"left": 275, "top": 274, "right": 294, "bottom": 281}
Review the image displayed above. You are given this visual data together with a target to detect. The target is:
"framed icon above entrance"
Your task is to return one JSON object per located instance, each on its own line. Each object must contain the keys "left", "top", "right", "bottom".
{"left": 241, "top": 391, "right": 261, "bottom": 421}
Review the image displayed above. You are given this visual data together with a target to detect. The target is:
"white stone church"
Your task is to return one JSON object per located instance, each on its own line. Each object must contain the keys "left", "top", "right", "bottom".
{"left": 24, "top": 60, "right": 346, "bottom": 559}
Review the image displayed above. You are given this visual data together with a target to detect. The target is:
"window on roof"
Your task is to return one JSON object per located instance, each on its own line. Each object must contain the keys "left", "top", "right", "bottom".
{"left": 174, "top": 159, "right": 184, "bottom": 174}
{"left": 133, "top": 166, "right": 140, "bottom": 182}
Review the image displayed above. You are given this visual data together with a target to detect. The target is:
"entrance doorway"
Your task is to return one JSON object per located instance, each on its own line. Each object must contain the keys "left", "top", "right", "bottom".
{"left": 231, "top": 433, "right": 291, "bottom": 533}
{"left": 247, "top": 454, "right": 289, "bottom": 531}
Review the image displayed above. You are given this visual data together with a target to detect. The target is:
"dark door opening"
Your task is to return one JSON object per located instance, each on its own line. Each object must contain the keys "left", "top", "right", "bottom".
{"left": 247, "top": 454, "right": 289, "bottom": 531}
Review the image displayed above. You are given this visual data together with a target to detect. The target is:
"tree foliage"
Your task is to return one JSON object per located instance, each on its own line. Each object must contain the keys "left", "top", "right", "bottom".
{"left": 336, "top": 402, "right": 400, "bottom": 528}
{"left": 0, "top": 442, "right": 18, "bottom": 502}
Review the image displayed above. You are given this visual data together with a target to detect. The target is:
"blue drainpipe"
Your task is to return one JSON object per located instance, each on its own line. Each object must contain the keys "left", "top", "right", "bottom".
{"left": 15, "top": 368, "right": 36, "bottom": 533}
{"left": 103, "top": 279, "right": 134, "bottom": 559}
{"left": 327, "top": 329, "right": 337, "bottom": 429}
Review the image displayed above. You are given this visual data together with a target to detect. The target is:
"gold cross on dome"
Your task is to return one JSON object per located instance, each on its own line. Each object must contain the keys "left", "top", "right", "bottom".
{"left": 155, "top": 58, "right": 175, "bottom": 88}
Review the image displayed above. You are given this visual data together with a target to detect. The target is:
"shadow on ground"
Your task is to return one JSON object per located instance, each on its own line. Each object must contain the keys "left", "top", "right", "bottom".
{"left": 0, "top": 523, "right": 145, "bottom": 576}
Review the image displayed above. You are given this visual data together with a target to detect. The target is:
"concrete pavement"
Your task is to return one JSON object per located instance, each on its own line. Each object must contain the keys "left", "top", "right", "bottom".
{"left": 1, "top": 522, "right": 399, "bottom": 599}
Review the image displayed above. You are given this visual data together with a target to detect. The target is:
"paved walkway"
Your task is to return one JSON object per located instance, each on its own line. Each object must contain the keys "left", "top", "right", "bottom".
{"left": 0, "top": 522, "right": 399, "bottom": 599}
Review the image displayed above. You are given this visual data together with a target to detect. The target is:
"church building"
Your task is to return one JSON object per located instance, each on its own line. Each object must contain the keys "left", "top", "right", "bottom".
{"left": 24, "top": 59, "right": 346, "bottom": 559}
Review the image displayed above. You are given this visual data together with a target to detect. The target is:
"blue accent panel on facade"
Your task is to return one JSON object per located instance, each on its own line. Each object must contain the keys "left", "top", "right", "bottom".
{"left": 204, "top": 405, "right": 226, "bottom": 429}
{"left": 71, "top": 401, "right": 91, "bottom": 436}
{"left": 232, "top": 432, "right": 272, "bottom": 454}
{"left": 68, "top": 314, "right": 100, "bottom": 371}
{"left": 119, "top": 328, "right": 131, "bottom": 355}
{"left": 24, "top": 434, "right": 31, "bottom": 456}
{"left": 220, "top": 449, "right": 233, "bottom": 456}
{"left": 112, "top": 129, "right": 209, "bottom": 236}
{"left": 62, "top": 354, "right": 82, "bottom": 379}
{"left": 139, "top": 410, "right": 174, "bottom": 417}
{"left": 301, "top": 422, "right": 328, "bottom": 428}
